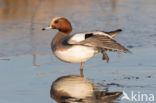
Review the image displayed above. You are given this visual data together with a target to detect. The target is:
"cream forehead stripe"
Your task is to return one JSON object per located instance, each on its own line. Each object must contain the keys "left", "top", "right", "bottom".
{"left": 52, "top": 17, "right": 62, "bottom": 22}
{"left": 50, "top": 17, "right": 62, "bottom": 25}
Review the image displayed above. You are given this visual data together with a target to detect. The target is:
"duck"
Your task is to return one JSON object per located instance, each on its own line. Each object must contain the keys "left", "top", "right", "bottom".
{"left": 42, "top": 17, "right": 130, "bottom": 70}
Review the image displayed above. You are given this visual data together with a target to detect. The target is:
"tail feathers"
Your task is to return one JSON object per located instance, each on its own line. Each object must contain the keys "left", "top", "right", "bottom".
{"left": 106, "top": 29, "right": 122, "bottom": 38}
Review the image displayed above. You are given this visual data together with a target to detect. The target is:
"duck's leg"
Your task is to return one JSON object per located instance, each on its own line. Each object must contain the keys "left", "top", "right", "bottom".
{"left": 80, "top": 62, "right": 85, "bottom": 77}
{"left": 80, "top": 69, "right": 84, "bottom": 77}
{"left": 102, "top": 50, "right": 109, "bottom": 63}
{"left": 80, "top": 62, "right": 85, "bottom": 70}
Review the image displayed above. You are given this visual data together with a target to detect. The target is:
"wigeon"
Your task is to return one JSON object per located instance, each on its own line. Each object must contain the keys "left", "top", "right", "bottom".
{"left": 42, "top": 17, "right": 130, "bottom": 70}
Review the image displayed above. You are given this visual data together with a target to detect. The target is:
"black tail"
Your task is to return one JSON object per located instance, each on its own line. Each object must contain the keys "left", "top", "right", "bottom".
{"left": 106, "top": 29, "right": 122, "bottom": 38}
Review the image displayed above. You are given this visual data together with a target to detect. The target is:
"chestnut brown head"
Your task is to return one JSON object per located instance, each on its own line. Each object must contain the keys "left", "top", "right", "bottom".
{"left": 42, "top": 17, "right": 72, "bottom": 34}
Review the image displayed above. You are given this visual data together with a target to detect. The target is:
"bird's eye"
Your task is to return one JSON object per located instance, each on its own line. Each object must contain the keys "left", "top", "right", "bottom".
{"left": 54, "top": 20, "right": 59, "bottom": 24}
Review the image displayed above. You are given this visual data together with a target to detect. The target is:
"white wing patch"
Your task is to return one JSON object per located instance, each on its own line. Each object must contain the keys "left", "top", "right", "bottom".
{"left": 68, "top": 31, "right": 112, "bottom": 44}
{"left": 68, "top": 33, "right": 86, "bottom": 44}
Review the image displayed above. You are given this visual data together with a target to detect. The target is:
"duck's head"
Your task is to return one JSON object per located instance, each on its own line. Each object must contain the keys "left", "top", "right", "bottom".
{"left": 42, "top": 17, "right": 72, "bottom": 34}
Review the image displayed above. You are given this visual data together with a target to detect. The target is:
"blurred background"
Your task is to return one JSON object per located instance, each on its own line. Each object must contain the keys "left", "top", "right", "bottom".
{"left": 0, "top": 0, "right": 156, "bottom": 103}
{"left": 0, "top": 0, "right": 156, "bottom": 57}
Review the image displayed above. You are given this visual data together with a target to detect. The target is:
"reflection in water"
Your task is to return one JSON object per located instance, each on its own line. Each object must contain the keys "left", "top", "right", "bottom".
{"left": 0, "top": 0, "right": 41, "bottom": 19}
{"left": 32, "top": 54, "right": 53, "bottom": 67}
{"left": 0, "top": 0, "right": 118, "bottom": 19}
{"left": 50, "top": 75, "right": 122, "bottom": 103}
{"left": 110, "top": 0, "right": 117, "bottom": 9}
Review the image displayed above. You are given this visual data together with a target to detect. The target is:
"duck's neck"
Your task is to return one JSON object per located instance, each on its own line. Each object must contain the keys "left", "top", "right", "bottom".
{"left": 52, "top": 32, "right": 70, "bottom": 51}
{"left": 59, "top": 29, "right": 71, "bottom": 35}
